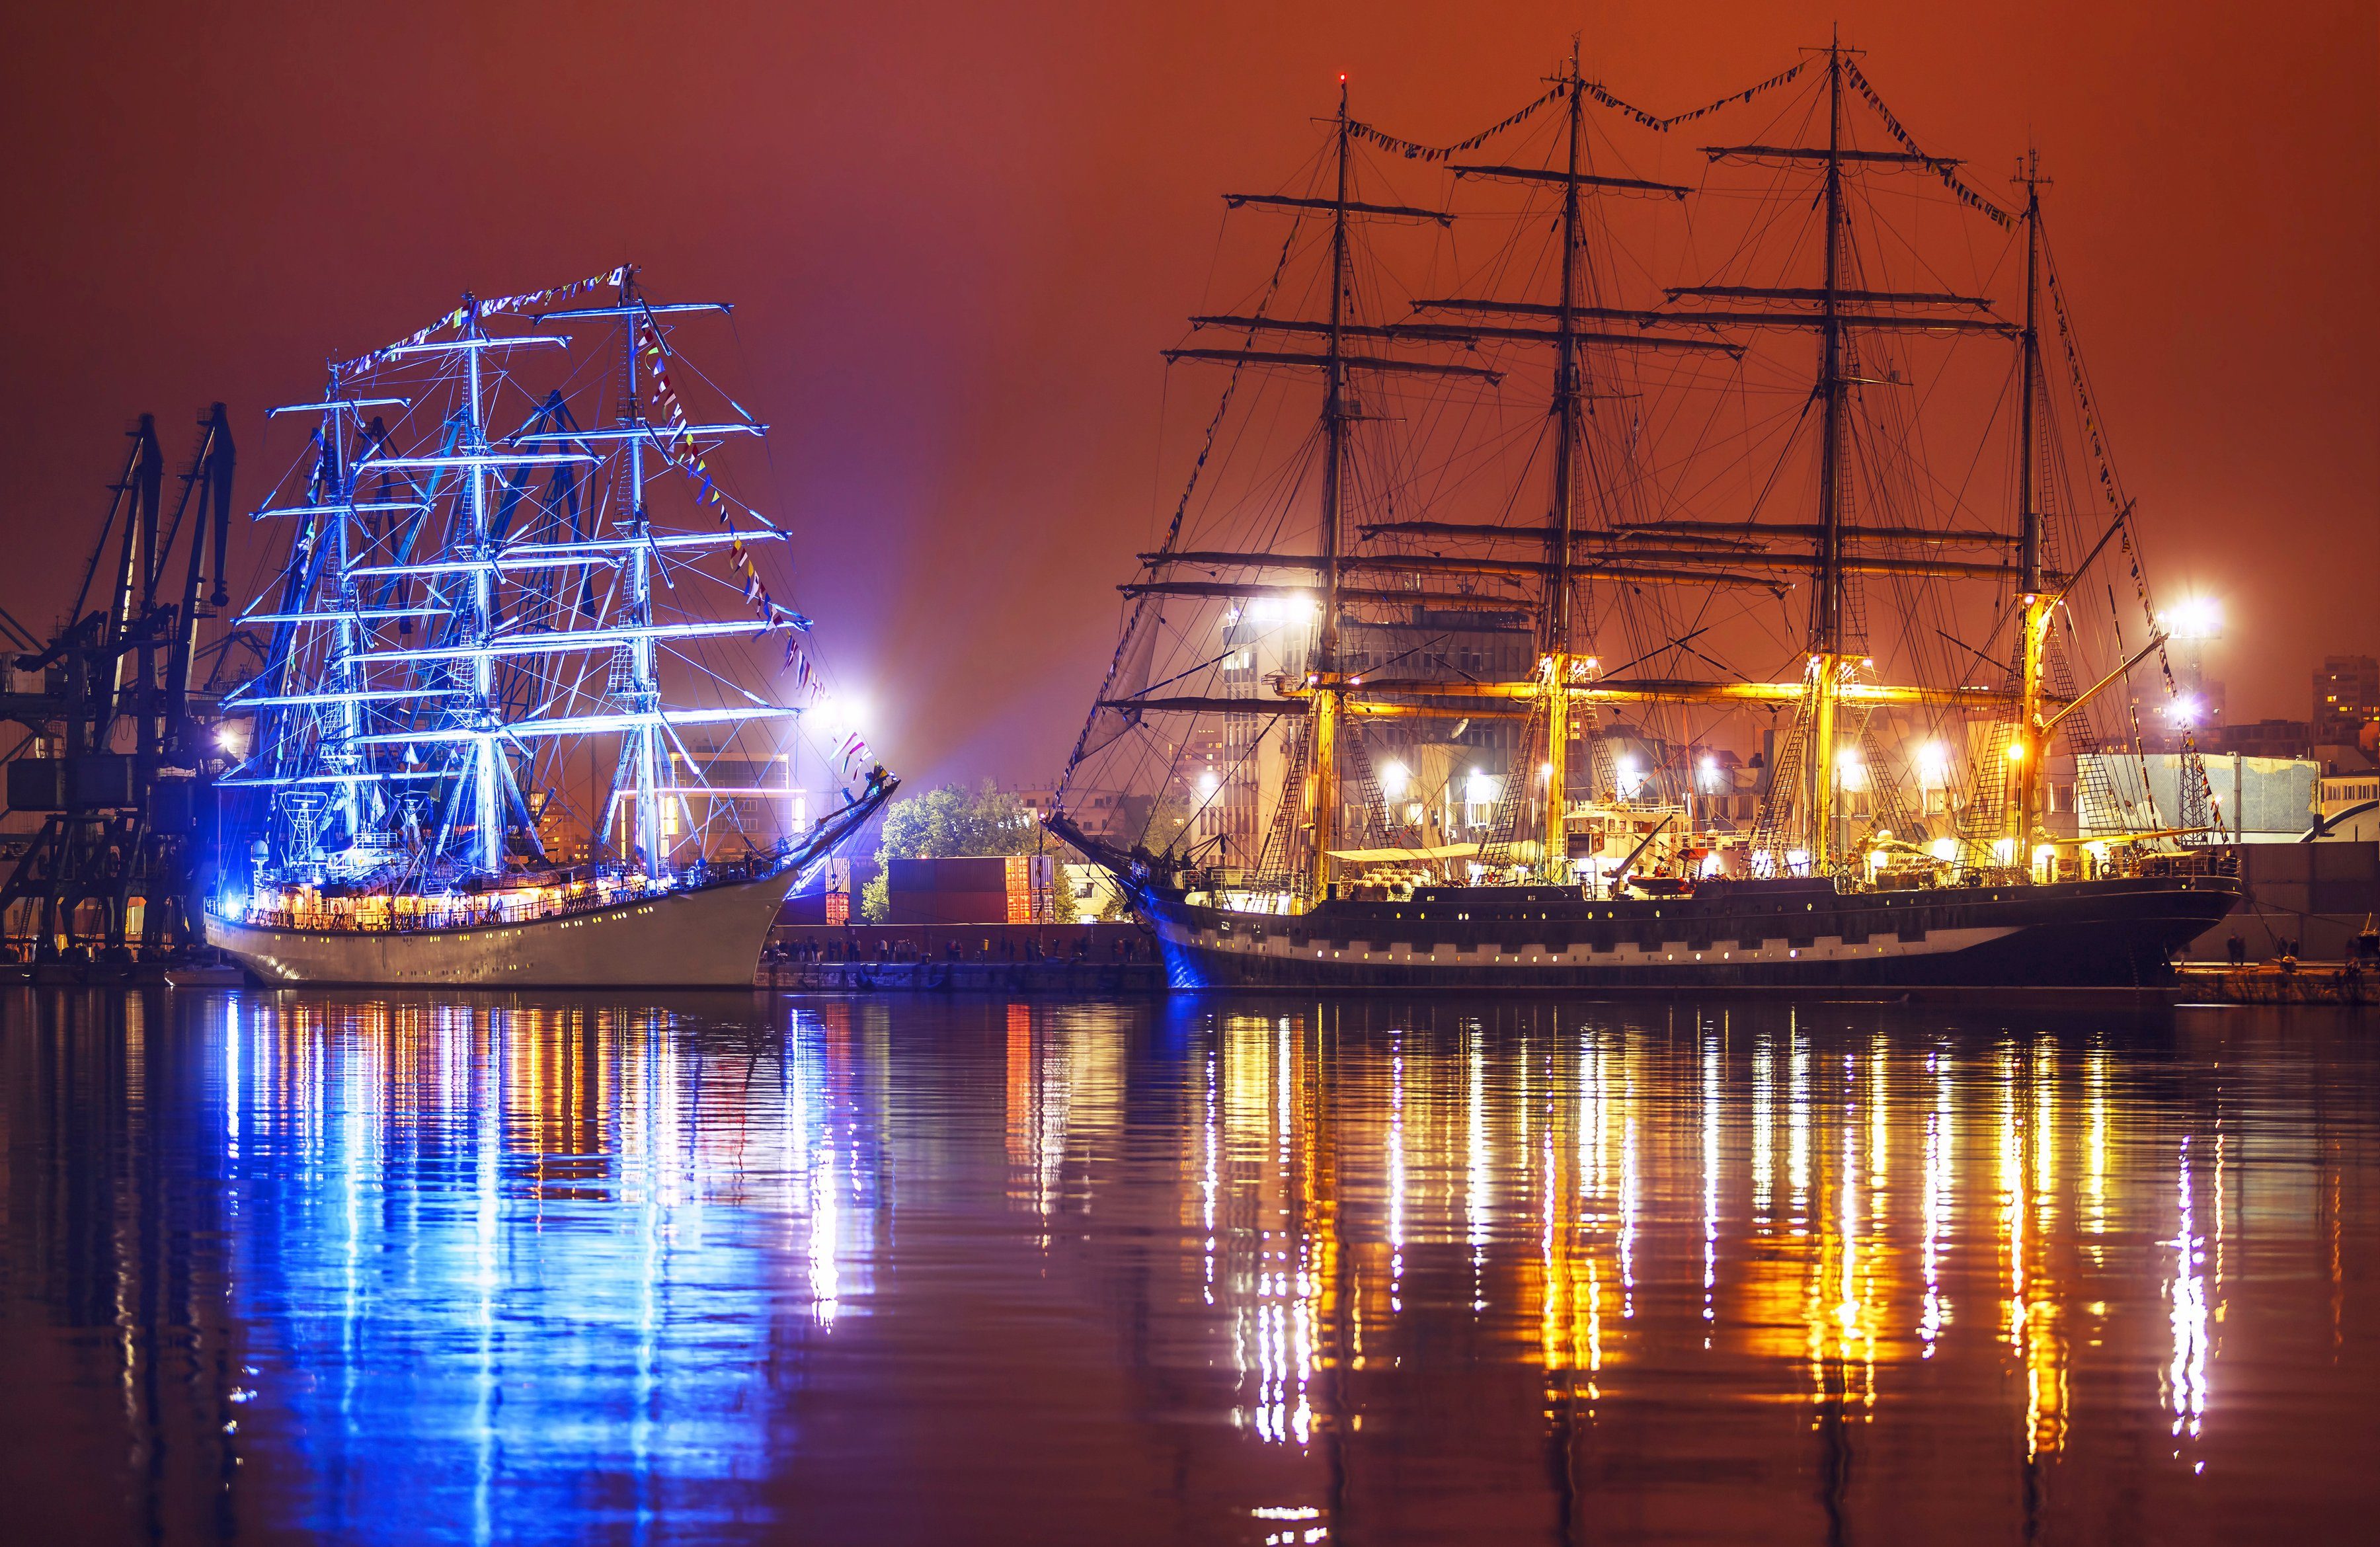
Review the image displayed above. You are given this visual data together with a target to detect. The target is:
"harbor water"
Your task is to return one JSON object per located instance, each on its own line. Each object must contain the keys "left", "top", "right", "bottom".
{"left": 3, "top": 988, "right": 2374, "bottom": 1543}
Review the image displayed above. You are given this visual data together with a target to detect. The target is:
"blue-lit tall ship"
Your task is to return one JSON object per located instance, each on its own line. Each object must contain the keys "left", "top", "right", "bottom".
{"left": 1049, "top": 45, "right": 2239, "bottom": 989}
{"left": 205, "top": 269, "right": 893, "bottom": 986}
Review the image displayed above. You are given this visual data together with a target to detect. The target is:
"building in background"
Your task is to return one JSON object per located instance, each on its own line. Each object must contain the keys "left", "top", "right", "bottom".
{"left": 654, "top": 746, "right": 806, "bottom": 862}
{"left": 2314, "top": 654, "right": 2380, "bottom": 742}
{"left": 2206, "top": 718, "right": 2313, "bottom": 759}
{"left": 2312, "top": 772, "right": 2380, "bottom": 844}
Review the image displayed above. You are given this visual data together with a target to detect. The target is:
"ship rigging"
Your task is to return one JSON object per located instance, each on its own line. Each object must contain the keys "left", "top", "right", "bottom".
{"left": 204, "top": 268, "right": 892, "bottom": 984}
{"left": 1049, "top": 42, "right": 2237, "bottom": 988}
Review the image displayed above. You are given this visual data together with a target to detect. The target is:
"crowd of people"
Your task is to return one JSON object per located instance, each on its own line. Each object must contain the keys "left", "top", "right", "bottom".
{"left": 765, "top": 932, "right": 1150, "bottom": 965}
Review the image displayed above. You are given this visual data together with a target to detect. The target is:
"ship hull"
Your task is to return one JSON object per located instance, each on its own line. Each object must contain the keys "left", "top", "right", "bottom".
{"left": 204, "top": 867, "right": 799, "bottom": 988}
{"left": 1127, "top": 874, "right": 2240, "bottom": 991}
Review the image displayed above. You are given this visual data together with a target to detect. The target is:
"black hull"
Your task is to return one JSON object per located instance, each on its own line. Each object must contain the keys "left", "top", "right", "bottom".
{"left": 1123, "top": 874, "right": 2239, "bottom": 991}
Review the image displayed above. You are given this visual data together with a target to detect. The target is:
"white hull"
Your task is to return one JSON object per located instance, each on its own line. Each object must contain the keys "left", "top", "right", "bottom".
{"left": 204, "top": 868, "right": 799, "bottom": 988}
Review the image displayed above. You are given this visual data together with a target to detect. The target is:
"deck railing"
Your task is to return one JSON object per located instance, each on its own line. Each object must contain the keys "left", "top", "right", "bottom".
{"left": 210, "top": 853, "right": 793, "bottom": 936}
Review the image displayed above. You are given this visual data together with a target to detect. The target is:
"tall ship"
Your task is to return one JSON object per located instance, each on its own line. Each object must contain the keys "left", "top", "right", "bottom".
{"left": 204, "top": 268, "right": 893, "bottom": 986}
{"left": 1049, "top": 44, "right": 2239, "bottom": 988}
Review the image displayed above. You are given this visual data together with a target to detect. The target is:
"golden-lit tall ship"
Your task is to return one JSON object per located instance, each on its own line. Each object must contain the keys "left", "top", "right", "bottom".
{"left": 1048, "top": 42, "right": 2239, "bottom": 988}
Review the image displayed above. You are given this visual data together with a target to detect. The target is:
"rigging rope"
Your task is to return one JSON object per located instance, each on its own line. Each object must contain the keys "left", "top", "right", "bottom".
{"left": 1054, "top": 214, "right": 1306, "bottom": 799}
{"left": 2043, "top": 243, "right": 2221, "bottom": 832}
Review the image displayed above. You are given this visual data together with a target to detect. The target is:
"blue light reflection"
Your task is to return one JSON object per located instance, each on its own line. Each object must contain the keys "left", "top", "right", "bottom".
{"left": 213, "top": 996, "right": 873, "bottom": 1543}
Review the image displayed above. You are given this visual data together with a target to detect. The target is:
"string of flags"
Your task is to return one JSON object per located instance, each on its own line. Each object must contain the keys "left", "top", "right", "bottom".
{"left": 633, "top": 313, "right": 847, "bottom": 762}
{"left": 333, "top": 267, "right": 864, "bottom": 777}
{"left": 1843, "top": 61, "right": 2014, "bottom": 229}
{"left": 2047, "top": 258, "right": 2221, "bottom": 822}
{"left": 341, "top": 267, "right": 629, "bottom": 373}
{"left": 1345, "top": 60, "right": 1808, "bottom": 167}
{"left": 1347, "top": 81, "right": 1566, "bottom": 161}
{"left": 1581, "top": 60, "right": 1806, "bottom": 133}
{"left": 637, "top": 316, "right": 805, "bottom": 637}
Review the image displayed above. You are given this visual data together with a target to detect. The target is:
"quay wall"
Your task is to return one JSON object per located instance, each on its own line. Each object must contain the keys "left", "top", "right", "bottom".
{"left": 2188, "top": 842, "right": 2380, "bottom": 958}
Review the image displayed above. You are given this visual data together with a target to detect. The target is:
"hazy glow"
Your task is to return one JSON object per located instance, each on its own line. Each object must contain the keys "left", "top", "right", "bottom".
{"left": 1248, "top": 592, "right": 1318, "bottom": 625}
{"left": 2160, "top": 596, "right": 2223, "bottom": 641}
{"left": 813, "top": 690, "right": 867, "bottom": 741}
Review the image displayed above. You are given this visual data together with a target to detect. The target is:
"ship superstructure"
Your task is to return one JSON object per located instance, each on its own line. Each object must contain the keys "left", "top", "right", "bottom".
{"left": 1050, "top": 45, "right": 2237, "bottom": 987}
{"left": 205, "top": 268, "right": 892, "bottom": 985}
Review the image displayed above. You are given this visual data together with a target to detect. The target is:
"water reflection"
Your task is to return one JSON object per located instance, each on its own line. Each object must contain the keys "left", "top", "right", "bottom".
{"left": 4, "top": 989, "right": 2375, "bottom": 1544}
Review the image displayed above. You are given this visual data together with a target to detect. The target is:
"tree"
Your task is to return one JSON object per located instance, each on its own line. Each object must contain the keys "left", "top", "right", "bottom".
{"left": 859, "top": 780, "right": 1055, "bottom": 922}
{"left": 875, "top": 779, "right": 1043, "bottom": 862}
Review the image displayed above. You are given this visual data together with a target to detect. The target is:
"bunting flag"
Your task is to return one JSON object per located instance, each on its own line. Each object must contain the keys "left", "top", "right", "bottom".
{"left": 342, "top": 267, "right": 629, "bottom": 373}
{"left": 785, "top": 635, "right": 818, "bottom": 701}
{"left": 836, "top": 731, "right": 872, "bottom": 780}
{"left": 1842, "top": 61, "right": 2014, "bottom": 229}
{"left": 1581, "top": 61, "right": 1807, "bottom": 133}
{"left": 1347, "top": 81, "right": 1566, "bottom": 162}
{"left": 637, "top": 317, "right": 805, "bottom": 636}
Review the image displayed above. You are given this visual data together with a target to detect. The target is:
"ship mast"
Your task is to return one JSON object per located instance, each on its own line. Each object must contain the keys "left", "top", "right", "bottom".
{"left": 321, "top": 368, "right": 364, "bottom": 848}
{"left": 2010, "top": 154, "right": 2051, "bottom": 864}
{"left": 619, "top": 269, "right": 665, "bottom": 878}
{"left": 1306, "top": 79, "right": 1353, "bottom": 904}
{"left": 1541, "top": 44, "right": 1587, "bottom": 881}
{"left": 457, "top": 296, "right": 508, "bottom": 873}
{"left": 1807, "top": 39, "right": 1849, "bottom": 873}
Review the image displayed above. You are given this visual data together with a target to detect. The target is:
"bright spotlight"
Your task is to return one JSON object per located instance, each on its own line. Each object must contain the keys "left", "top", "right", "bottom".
{"left": 1928, "top": 837, "right": 1958, "bottom": 863}
{"left": 1915, "top": 742, "right": 1951, "bottom": 785}
{"left": 1380, "top": 760, "right": 1409, "bottom": 799}
{"left": 2159, "top": 596, "right": 2223, "bottom": 642}
{"left": 814, "top": 690, "right": 867, "bottom": 740}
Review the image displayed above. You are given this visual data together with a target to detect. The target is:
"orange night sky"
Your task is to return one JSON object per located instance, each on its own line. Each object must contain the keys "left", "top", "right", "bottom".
{"left": 3, "top": 1, "right": 2373, "bottom": 783}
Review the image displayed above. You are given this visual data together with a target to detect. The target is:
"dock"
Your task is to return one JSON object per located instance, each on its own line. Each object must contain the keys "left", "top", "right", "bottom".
{"left": 756, "top": 958, "right": 1164, "bottom": 994}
